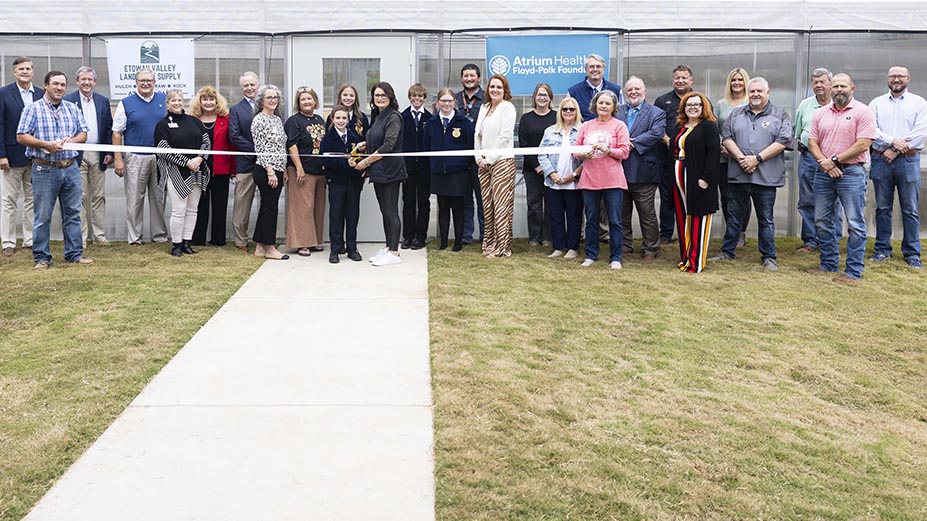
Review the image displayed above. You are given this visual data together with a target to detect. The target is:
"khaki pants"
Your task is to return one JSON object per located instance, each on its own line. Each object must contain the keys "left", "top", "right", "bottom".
{"left": 1, "top": 163, "right": 34, "bottom": 249}
{"left": 123, "top": 152, "right": 167, "bottom": 244}
{"left": 232, "top": 171, "right": 256, "bottom": 247}
{"left": 80, "top": 153, "right": 107, "bottom": 242}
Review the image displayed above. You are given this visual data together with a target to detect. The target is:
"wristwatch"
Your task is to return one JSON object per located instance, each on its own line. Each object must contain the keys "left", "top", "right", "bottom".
{"left": 756, "top": 153, "right": 764, "bottom": 163}
{"left": 831, "top": 155, "right": 840, "bottom": 166}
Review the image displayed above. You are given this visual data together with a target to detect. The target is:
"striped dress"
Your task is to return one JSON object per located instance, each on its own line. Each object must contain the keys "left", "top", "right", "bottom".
{"left": 673, "top": 124, "right": 712, "bottom": 273}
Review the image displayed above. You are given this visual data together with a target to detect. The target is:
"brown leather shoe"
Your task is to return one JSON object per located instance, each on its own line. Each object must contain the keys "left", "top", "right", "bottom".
{"left": 832, "top": 274, "right": 859, "bottom": 284}
{"left": 796, "top": 245, "right": 817, "bottom": 253}
{"left": 237, "top": 245, "right": 249, "bottom": 252}
{"left": 805, "top": 267, "right": 832, "bottom": 275}
{"left": 2, "top": 247, "right": 13, "bottom": 257}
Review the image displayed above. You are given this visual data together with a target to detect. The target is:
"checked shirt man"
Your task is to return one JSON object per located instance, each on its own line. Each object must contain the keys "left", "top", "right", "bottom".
{"left": 16, "top": 70, "right": 93, "bottom": 269}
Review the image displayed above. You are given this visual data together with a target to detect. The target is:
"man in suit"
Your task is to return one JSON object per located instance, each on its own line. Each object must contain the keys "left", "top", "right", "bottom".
{"left": 568, "top": 54, "right": 622, "bottom": 122}
{"left": 400, "top": 83, "right": 432, "bottom": 250}
{"left": 0, "top": 56, "right": 44, "bottom": 256}
{"left": 112, "top": 68, "right": 167, "bottom": 245}
{"left": 64, "top": 66, "right": 113, "bottom": 247}
{"left": 618, "top": 77, "right": 666, "bottom": 261}
{"left": 229, "top": 71, "right": 259, "bottom": 251}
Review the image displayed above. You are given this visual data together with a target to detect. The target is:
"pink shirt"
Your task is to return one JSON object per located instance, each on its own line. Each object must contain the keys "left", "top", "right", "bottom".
{"left": 808, "top": 98, "right": 877, "bottom": 164}
{"left": 574, "top": 117, "right": 631, "bottom": 190}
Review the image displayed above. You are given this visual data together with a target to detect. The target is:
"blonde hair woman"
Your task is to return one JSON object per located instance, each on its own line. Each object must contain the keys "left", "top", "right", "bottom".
{"left": 538, "top": 96, "right": 584, "bottom": 259}
{"left": 190, "top": 85, "right": 234, "bottom": 246}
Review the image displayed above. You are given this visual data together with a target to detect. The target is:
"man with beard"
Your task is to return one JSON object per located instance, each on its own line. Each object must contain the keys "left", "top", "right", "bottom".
{"left": 807, "top": 73, "right": 877, "bottom": 283}
{"left": 867, "top": 65, "right": 926, "bottom": 269}
{"left": 711, "top": 77, "right": 792, "bottom": 271}
{"left": 454, "top": 64, "right": 484, "bottom": 245}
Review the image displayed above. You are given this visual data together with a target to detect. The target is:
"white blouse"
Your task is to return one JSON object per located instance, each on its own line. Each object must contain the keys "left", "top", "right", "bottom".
{"left": 474, "top": 100, "right": 516, "bottom": 164}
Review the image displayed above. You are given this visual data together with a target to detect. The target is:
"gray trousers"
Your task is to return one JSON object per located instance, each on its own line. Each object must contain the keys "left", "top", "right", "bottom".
{"left": 123, "top": 152, "right": 167, "bottom": 244}
{"left": 622, "top": 183, "right": 660, "bottom": 256}
{"left": 1, "top": 163, "right": 34, "bottom": 249}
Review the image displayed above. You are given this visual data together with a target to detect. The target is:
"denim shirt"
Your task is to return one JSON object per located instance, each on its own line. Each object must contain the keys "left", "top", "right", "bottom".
{"left": 538, "top": 125, "right": 581, "bottom": 190}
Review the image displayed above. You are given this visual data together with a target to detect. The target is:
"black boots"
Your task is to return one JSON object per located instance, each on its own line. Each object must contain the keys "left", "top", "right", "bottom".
{"left": 181, "top": 240, "right": 198, "bottom": 254}
{"left": 171, "top": 243, "right": 183, "bottom": 257}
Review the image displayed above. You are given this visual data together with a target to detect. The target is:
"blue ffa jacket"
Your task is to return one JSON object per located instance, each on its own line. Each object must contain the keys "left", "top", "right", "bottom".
{"left": 63, "top": 90, "right": 114, "bottom": 170}
{"left": 401, "top": 106, "right": 431, "bottom": 170}
{"left": 423, "top": 111, "right": 474, "bottom": 174}
{"left": 617, "top": 101, "right": 666, "bottom": 184}
{"left": 0, "top": 82, "right": 46, "bottom": 167}
{"left": 320, "top": 125, "right": 365, "bottom": 186}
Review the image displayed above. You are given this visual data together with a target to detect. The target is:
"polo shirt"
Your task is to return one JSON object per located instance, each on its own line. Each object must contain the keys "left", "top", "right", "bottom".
{"left": 17, "top": 97, "right": 88, "bottom": 162}
{"left": 794, "top": 95, "right": 827, "bottom": 148}
{"left": 808, "top": 98, "right": 877, "bottom": 164}
{"left": 721, "top": 102, "right": 793, "bottom": 186}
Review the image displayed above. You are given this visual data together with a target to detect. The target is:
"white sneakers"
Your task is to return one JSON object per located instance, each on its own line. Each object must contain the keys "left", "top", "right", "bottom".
{"left": 372, "top": 251, "right": 402, "bottom": 266}
{"left": 563, "top": 249, "right": 578, "bottom": 259}
{"left": 581, "top": 259, "right": 595, "bottom": 267}
{"left": 368, "top": 247, "right": 388, "bottom": 263}
{"left": 548, "top": 249, "right": 564, "bottom": 258}
{"left": 609, "top": 261, "right": 622, "bottom": 270}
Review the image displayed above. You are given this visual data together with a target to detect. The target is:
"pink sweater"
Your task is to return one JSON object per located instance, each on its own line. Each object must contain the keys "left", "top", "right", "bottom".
{"left": 574, "top": 117, "right": 631, "bottom": 190}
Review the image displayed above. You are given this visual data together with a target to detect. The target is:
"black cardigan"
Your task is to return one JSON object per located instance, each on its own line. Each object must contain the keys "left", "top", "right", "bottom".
{"left": 674, "top": 119, "right": 720, "bottom": 216}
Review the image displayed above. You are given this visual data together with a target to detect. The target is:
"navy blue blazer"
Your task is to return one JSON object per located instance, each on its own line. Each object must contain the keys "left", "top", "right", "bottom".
{"left": 0, "top": 82, "right": 45, "bottom": 167}
{"left": 63, "top": 90, "right": 114, "bottom": 171}
{"left": 567, "top": 78, "right": 622, "bottom": 122}
{"left": 401, "top": 106, "right": 431, "bottom": 170}
{"left": 228, "top": 98, "right": 256, "bottom": 173}
{"left": 617, "top": 101, "right": 666, "bottom": 184}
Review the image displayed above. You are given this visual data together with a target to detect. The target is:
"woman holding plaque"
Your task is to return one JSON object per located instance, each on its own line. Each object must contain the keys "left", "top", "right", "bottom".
{"left": 284, "top": 86, "right": 327, "bottom": 256}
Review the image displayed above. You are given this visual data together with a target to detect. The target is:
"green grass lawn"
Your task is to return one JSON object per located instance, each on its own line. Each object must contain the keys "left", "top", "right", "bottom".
{"left": 0, "top": 242, "right": 261, "bottom": 521}
{"left": 430, "top": 237, "right": 927, "bottom": 520}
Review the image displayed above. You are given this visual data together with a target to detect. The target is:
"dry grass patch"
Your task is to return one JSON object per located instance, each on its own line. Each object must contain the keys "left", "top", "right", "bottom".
{"left": 0, "top": 242, "right": 260, "bottom": 521}
{"left": 430, "top": 238, "right": 927, "bottom": 520}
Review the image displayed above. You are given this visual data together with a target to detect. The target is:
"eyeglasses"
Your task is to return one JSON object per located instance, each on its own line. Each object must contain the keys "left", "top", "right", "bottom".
{"left": 536, "top": 93, "right": 550, "bottom": 98}
{"left": 264, "top": 95, "right": 279, "bottom": 100}
{"left": 136, "top": 79, "right": 154, "bottom": 84}
{"left": 373, "top": 93, "right": 388, "bottom": 99}
{"left": 438, "top": 98, "right": 455, "bottom": 104}
{"left": 561, "top": 107, "right": 576, "bottom": 112}
{"left": 888, "top": 75, "right": 909, "bottom": 79}
{"left": 685, "top": 103, "right": 702, "bottom": 108}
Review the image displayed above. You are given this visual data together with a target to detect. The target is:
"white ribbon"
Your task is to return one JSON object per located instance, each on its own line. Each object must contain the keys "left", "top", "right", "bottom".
{"left": 64, "top": 142, "right": 594, "bottom": 158}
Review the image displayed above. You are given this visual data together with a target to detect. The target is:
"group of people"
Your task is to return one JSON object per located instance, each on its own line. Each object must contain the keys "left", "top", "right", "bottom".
{"left": 2, "top": 54, "right": 923, "bottom": 279}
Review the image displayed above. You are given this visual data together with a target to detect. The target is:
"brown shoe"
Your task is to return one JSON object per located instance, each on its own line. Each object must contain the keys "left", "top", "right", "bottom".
{"left": 71, "top": 257, "right": 94, "bottom": 265}
{"left": 796, "top": 245, "right": 817, "bottom": 253}
{"left": 237, "top": 245, "right": 249, "bottom": 252}
{"left": 805, "top": 267, "right": 833, "bottom": 275}
{"left": 2, "top": 247, "right": 13, "bottom": 257}
{"left": 34, "top": 261, "right": 48, "bottom": 270}
{"left": 833, "top": 274, "right": 859, "bottom": 284}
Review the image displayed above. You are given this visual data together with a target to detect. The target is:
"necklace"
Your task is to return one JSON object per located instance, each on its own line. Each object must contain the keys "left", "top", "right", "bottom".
{"left": 202, "top": 121, "right": 215, "bottom": 129}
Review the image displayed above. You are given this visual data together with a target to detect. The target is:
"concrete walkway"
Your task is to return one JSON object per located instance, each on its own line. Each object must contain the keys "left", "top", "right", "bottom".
{"left": 24, "top": 246, "right": 434, "bottom": 521}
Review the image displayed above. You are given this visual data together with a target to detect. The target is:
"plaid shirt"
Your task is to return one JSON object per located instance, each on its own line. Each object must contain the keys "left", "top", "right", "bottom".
{"left": 17, "top": 97, "right": 88, "bottom": 162}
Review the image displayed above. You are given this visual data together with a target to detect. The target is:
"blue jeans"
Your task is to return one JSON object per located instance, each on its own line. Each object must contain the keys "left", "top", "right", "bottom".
{"left": 583, "top": 188, "right": 624, "bottom": 262}
{"left": 462, "top": 166, "right": 484, "bottom": 243}
{"left": 659, "top": 162, "right": 676, "bottom": 240}
{"left": 814, "top": 164, "right": 868, "bottom": 279}
{"left": 798, "top": 151, "right": 843, "bottom": 247}
{"left": 870, "top": 154, "right": 921, "bottom": 260}
{"left": 721, "top": 183, "right": 778, "bottom": 261}
{"left": 546, "top": 188, "right": 583, "bottom": 251}
{"left": 32, "top": 160, "right": 83, "bottom": 264}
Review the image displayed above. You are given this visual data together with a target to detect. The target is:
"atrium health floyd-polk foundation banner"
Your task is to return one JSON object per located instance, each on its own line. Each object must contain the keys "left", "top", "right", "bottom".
{"left": 106, "top": 38, "right": 195, "bottom": 100}
{"left": 485, "top": 34, "right": 610, "bottom": 95}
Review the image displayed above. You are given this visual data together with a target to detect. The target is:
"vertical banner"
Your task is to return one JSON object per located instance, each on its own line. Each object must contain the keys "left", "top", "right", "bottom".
{"left": 485, "top": 34, "right": 610, "bottom": 96}
{"left": 105, "top": 39, "right": 195, "bottom": 100}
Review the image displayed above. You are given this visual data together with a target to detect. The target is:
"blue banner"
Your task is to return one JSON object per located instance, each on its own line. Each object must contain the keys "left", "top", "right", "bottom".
{"left": 485, "top": 34, "right": 610, "bottom": 96}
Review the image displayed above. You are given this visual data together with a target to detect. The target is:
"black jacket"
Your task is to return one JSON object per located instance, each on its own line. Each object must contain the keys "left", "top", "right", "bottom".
{"left": 366, "top": 107, "right": 406, "bottom": 184}
{"left": 401, "top": 106, "right": 431, "bottom": 170}
{"left": 320, "top": 125, "right": 365, "bottom": 186}
{"left": 674, "top": 120, "right": 720, "bottom": 216}
{"left": 423, "top": 110, "right": 474, "bottom": 174}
